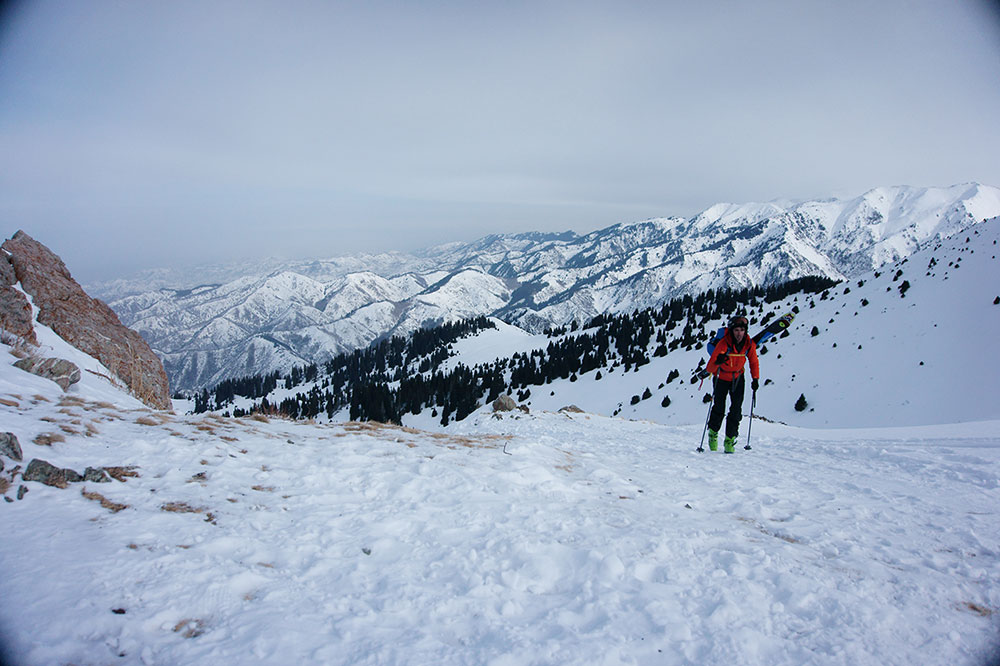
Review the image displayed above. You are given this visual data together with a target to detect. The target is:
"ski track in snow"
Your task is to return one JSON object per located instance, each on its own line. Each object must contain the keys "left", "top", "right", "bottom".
{"left": 2, "top": 368, "right": 999, "bottom": 666}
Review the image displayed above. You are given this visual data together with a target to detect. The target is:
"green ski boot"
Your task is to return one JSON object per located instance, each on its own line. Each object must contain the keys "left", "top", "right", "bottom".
{"left": 723, "top": 436, "right": 736, "bottom": 454}
{"left": 707, "top": 429, "right": 719, "bottom": 452}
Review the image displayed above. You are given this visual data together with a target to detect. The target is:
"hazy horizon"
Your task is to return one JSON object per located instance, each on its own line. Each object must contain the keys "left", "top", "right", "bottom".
{"left": 3, "top": 1, "right": 999, "bottom": 282}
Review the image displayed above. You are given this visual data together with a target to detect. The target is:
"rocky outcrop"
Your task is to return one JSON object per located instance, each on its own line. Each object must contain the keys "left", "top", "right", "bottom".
{"left": 0, "top": 251, "right": 37, "bottom": 346}
{"left": 2, "top": 231, "right": 172, "bottom": 409}
{"left": 13, "top": 357, "right": 81, "bottom": 390}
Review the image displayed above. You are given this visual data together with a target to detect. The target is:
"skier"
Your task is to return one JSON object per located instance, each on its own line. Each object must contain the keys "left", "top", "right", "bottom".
{"left": 704, "top": 315, "right": 759, "bottom": 453}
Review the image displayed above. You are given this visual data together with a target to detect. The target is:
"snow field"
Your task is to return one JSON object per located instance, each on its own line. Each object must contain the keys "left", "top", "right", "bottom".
{"left": 4, "top": 360, "right": 999, "bottom": 665}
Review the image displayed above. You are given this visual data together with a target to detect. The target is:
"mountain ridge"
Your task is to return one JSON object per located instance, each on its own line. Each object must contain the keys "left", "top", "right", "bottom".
{"left": 95, "top": 184, "right": 1000, "bottom": 390}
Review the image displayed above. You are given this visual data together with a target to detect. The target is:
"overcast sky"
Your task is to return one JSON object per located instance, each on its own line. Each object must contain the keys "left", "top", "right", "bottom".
{"left": 2, "top": 0, "right": 999, "bottom": 283}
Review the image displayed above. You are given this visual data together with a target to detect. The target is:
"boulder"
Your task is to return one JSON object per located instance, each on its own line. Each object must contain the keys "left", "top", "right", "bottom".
{"left": 84, "top": 467, "right": 112, "bottom": 483}
{"left": 2, "top": 231, "right": 172, "bottom": 410}
{"left": 491, "top": 395, "right": 517, "bottom": 412}
{"left": 22, "top": 458, "right": 83, "bottom": 489}
{"left": 0, "top": 432, "right": 23, "bottom": 462}
{"left": 13, "top": 357, "right": 81, "bottom": 390}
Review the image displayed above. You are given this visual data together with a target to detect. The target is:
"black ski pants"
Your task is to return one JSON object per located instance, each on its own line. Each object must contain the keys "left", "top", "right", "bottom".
{"left": 708, "top": 374, "right": 745, "bottom": 439}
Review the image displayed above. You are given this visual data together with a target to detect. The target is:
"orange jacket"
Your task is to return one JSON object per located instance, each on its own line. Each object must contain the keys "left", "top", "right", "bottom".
{"left": 706, "top": 329, "right": 759, "bottom": 382}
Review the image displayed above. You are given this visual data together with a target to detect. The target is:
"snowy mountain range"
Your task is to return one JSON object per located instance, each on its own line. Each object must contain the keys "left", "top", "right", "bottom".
{"left": 219, "top": 212, "right": 1000, "bottom": 430}
{"left": 95, "top": 183, "right": 1000, "bottom": 391}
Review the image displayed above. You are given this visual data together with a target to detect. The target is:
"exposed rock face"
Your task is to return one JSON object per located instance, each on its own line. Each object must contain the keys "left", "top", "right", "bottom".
{"left": 13, "top": 356, "right": 81, "bottom": 390}
{"left": 2, "top": 231, "right": 172, "bottom": 410}
{"left": 0, "top": 251, "right": 38, "bottom": 346}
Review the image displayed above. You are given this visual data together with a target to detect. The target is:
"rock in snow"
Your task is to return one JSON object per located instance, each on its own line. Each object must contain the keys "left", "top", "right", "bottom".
{"left": 13, "top": 357, "right": 81, "bottom": 391}
{"left": 492, "top": 394, "right": 517, "bottom": 412}
{"left": 21, "top": 459, "right": 83, "bottom": 489}
{"left": 0, "top": 431, "right": 22, "bottom": 462}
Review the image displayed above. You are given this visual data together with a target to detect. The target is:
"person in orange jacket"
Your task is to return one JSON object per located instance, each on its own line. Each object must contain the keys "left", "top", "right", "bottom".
{"left": 705, "top": 314, "right": 759, "bottom": 453}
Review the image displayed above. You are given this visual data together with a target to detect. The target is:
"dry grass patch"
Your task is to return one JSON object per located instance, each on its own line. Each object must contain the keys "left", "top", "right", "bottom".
{"left": 738, "top": 517, "right": 801, "bottom": 544}
{"left": 555, "top": 450, "right": 575, "bottom": 473}
{"left": 249, "top": 413, "right": 270, "bottom": 423}
{"left": 219, "top": 435, "right": 238, "bottom": 442}
{"left": 161, "top": 501, "right": 217, "bottom": 524}
{"left": 172, "top": 618, "right": 208, "bottom": 639}
{"left": 337, "top": 421, "right": 513, "bottom": 451}
{"left": 59, "top": 424, "right": 80, "bottom": 436}
{"left": 34, "top": 432, "right": 66, "bottom": 446}
{"left": 0, "top": 477, "right": 10, "bottom": 495}
{"left": 103, "top": 466, "right": 140, "bottom": 482}
{"left": 0, "top": 397, "right": 19, "bottom": 408}
{"left": 135, "top": 412, "right": 172, "bottom": 426}
{"left": 342, "top": 421, "right": 398, "bottom": 434}
{"left": 963, "top": 602, "right": 994, "bottom": 617}
{"left": 81, "top": 489, "right": 128, "bottom": 513}
{"left": 85, "top": 422, "right": 101, "bottom": 437}
{"left": 58, "top": 396, "right": 88, "bottom": 408}
{"left": 32, "top": 394, "right": 49, "bottom": 402}
{"left": 251, "top": 485, "right": 275, "bottom": 492}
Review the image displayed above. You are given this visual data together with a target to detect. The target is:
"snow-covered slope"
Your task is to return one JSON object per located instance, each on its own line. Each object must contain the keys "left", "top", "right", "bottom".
{"left": 95, "top": 184, "right": 1000, "bottom": 391}
{"left": 397, "top": 214, "right": 1000, "bottom": 430}
{"left": 2, "top": 332, "right": 999, "bottom": 664}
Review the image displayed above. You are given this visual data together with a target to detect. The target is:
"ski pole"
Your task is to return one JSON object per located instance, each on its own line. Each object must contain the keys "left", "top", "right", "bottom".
{"left": 745, "top": 389, "right": 756, "bottom": 450}
{"left": 697, "top": 378, "right": 715, "bottom": 453}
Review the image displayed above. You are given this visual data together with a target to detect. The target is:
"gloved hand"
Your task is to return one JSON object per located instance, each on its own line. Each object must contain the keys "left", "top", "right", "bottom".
{"left": 751, "top": 378, "right": 759, "bottom": 392}
{"left": 696, "top": 368, "right": 710, "bottom": 380}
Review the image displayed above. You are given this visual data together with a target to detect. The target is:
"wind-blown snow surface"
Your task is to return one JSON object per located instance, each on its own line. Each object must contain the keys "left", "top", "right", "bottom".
{"left": 2, "top": 337, "right": 999, "bottom": 664}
